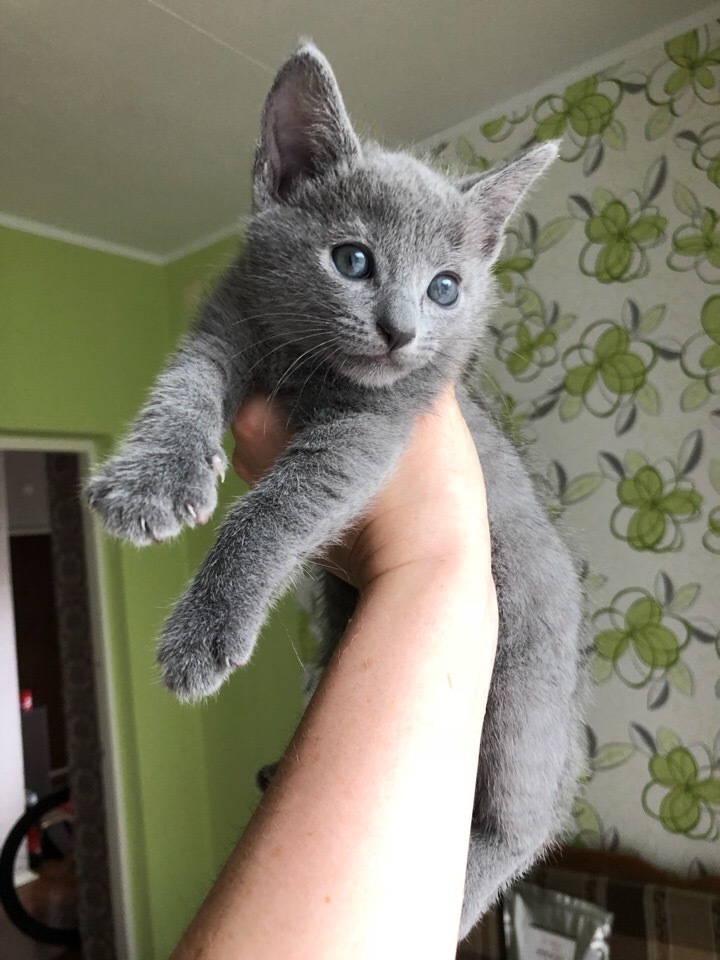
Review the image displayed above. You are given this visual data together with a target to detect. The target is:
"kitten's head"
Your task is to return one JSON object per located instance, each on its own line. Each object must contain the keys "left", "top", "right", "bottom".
{"left": 245, "top": 43, "right": 558, "bottom": 389}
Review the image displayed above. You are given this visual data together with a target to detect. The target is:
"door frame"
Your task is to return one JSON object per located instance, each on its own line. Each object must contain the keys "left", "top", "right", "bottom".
{"left": 0, "top": 432, "right": 135, "bottom": 960}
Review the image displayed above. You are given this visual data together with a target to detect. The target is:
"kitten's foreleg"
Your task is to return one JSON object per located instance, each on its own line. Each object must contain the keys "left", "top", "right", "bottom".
{"left": 86, "top": 289, "right": 249, "bottom": 545}
{"left": 157, "top": 411, "right": 411, "bottom": 700}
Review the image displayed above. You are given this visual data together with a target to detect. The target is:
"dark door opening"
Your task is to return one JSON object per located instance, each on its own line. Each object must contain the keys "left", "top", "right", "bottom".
{"left": 0, "top": 451, "right": 117, "bottom": 960}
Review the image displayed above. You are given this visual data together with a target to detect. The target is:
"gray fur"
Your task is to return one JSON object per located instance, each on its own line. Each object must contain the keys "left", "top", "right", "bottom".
{"left": 86, "top": 43, "right": 586, "bottom": 939}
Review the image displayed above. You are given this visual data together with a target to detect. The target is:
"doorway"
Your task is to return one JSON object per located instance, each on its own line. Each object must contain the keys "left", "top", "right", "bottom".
{"left": 0, "top": 445, "right": 129, "bottom": 960}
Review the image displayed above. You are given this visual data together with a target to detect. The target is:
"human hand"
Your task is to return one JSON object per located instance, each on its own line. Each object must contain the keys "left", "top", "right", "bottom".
{"left": 231, "top": 388, "right": 491, "bottom": 591}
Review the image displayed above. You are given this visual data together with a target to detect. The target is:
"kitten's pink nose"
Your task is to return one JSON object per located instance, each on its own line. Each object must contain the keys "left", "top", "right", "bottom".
{"left": 376, "top": 318, "right": 415, "bottom": 351}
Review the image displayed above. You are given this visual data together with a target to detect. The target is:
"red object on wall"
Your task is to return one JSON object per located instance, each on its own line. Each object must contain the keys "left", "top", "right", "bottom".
{"left": 20, "top": 689, "right": 33, "bottom": 712}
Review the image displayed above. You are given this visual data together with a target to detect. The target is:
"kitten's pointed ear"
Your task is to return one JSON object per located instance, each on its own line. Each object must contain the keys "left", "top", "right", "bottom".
{"left": 253, "top": 42, "right": 361, "bottom": 207}
{"left": 460, "top": 141, "right": 560, "bottom": 259}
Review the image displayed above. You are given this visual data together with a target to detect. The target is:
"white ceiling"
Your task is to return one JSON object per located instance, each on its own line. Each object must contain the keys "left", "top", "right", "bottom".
{"left": 0, "top": 0, "right": 715, "bottom": 260}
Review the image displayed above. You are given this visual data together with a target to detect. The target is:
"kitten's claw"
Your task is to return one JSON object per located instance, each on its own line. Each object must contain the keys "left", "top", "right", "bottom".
{"left": 140, "top": 517, "right": 163, "bottom": 544}
{"left": 185, "top": 501, "right": 210, "bottom": 525}
{"left": 212, "top": 455, "right": 226, "bottom": 483}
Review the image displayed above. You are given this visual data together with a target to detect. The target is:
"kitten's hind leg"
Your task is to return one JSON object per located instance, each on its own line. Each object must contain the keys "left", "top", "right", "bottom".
{"left": 302, "top": 569, "right": 358, "bottom": 700}
{"left": 459, "top": 654, "right": 585, "bottom": 940}
{"left": 256, "top": 761, "right": 280, "bottom": 792}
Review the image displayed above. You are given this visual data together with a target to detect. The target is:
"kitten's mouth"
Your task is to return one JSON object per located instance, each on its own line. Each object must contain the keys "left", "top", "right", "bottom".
{"left": 365, "top": 352, "right": 400, "bottom": 365}
{"left": 340, "top": 350, "right": 414, "bottom": 387}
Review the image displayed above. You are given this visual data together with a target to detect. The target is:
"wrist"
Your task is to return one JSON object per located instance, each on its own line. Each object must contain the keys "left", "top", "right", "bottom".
{"left": 351, "top": 512, "right": 492, "bottom": 592}
{"left": 358, "top": 546, "right": 497, "bottom": 625}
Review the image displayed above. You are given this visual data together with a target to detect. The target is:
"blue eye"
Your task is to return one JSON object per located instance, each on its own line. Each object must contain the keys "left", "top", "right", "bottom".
{"left": 332, "top": 244, "right": 373, "bottom": 279}
{"left": 427, "top": 274, "right": 459, "bottom": 306}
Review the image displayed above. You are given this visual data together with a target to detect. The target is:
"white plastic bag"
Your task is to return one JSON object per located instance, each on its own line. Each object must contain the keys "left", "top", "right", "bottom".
{"left": 504, "top": 882, "right": 613, "bottom": 960}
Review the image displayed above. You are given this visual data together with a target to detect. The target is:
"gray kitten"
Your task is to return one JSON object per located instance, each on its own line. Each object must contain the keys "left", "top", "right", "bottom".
{"left": 87, "top": 44, "right": 587, "bottom": 938}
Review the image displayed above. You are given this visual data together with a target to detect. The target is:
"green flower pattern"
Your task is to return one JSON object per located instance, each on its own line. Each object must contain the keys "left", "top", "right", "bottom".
{"left": 705, "top": 460, "right": 720, "bottom": 555}
{"left": 491, "top": 212, "right": 574, "bottom": 293}
{"left": 426, "top": 16, "right": 720, "bottom": 871}
{"left": 454, "top": 136, "right": 490, "bottom": 173}
{"left": 608, "top": 436, "right": 703, "bottom": 552}
{"left": 670, "top": 205, "right": 720, "bottom": 282}
{"left": 646, "top": 28, "right": 720, "bottom": 116}
{"left": 533, "top": 75, "right": 625, "bottom": 174}
{"left": 569, "top": 167, "right": 667, "bottom": 283}
{"left": 676, "top": 122, "right": 720, "bottom": 189}
{"left": 492, "top": 285, "right": 575, "bottom": 382}
{"left": 591, "top": 573, "right": 714, "bottom": 708}
{"left": 679, "top": 295, "right": 720, "bottom": 410}
{"left": 642, "top": 731, "right": 720, "bottom": 840}
{"left": 561, "top": 302, "right": 664, "bottom": 427}
{"left": 705, "top": 507, "right": 720, "bottom": 555}
{"left": 480, "top": 110, "right": 531, "bottom": 144}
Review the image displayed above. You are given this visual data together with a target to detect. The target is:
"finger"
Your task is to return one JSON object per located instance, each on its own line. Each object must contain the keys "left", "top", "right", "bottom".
{"left": 231, "top": 395, "right": 291, "bottom": 485}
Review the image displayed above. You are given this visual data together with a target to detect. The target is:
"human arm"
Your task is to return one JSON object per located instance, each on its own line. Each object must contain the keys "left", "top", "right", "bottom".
{"left": 171, "top": 389, "right": 498, "bottom": 960}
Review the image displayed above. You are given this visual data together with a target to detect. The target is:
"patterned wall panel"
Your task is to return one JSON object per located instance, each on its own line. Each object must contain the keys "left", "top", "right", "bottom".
{"left": 46, "top": 454, "right": 117, "bottom": 959}
{"left": 429, "top": 19, "right": 720, "bottom": 874}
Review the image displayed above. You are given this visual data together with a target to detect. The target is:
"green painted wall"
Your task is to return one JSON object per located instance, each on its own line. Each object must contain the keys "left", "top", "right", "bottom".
{"left": 0, "top": 225, "right": 303, "bottom": 957}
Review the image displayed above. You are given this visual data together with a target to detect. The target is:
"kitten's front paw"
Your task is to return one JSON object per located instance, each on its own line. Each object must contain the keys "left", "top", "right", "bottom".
{"left": 86, "top": 443, "right": 227, "bottom": 546}
{"left": 156, "top": 587, "right": 257, "bottom": 702}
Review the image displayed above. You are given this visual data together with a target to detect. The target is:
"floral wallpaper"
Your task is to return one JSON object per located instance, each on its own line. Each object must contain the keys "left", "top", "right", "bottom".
{"left": 429, "top": 18, "right": 720, "bottom": 874}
